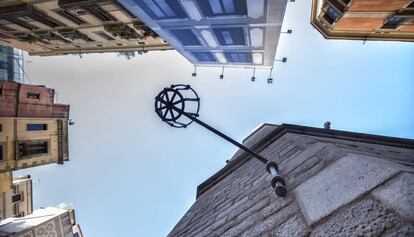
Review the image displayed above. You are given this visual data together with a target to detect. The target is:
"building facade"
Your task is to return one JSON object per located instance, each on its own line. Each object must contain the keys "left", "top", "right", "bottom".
{"left": 0, "top": 117, "right": 69, "bottom": 173}
{"left": 311, "top": 0, "right": 414, "bottom": 42}
{"left": 0, "top": 207, "right": 81, "bottom": 237}
{"left": 168, "top": 124, "right": 414, "bottom": 236}
{"left": 0, "top": 175, "right": 33, "bottom": 220}
{"left": 0, "top": 46, "right": 24, "bottom": 82}
{"left": 0, "top": 0, "right": 172, "bottom": 56}
{"left": 0, "top": 81, "right": 70, "bottom": 173}
{"left": 119, "top": 0, "right": 288, "bottom": 67}
{"left": 0, "top": 80, "right": 69, "bottom": 118}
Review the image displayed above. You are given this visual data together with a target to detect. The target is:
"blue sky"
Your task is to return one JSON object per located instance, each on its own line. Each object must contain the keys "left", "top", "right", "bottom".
{"left": 15, "top": 1, "right": 414, "bottom": 236}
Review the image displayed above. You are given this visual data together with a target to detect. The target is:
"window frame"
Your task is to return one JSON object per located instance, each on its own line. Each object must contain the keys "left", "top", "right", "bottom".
{"left": 26, "top": 124, "right": 48, "bottom": 131}
{"left": 212, "top": 27, "right": 246, "bottom": 46}
{"left": 136, "top": 0, "right": 188, "bottom": 20}
{"left": 191, "top": 52, "right": 217, "bottom": 62}
{"left": 224, "top": 52, "right": 253, "bottom": 63}
{"left": 54, "top": 9, "right": 86, "bottom": 25}
{"left": 26, "top": 92, "right": 40, "bottom": 99}
{"left": 196, "top": 0, "right": 247, "bottom": 17}
{"left": 0, "top": 142, "right": 5, "bottom": 161}
{"left": 381, "top": 15, "right": 408, "bottom": 30}
{"left": 170, "top": 28, "right": 202, "bottom": 46}
{"left": 323, "top": 5, "right": 342, "bottom": 25}
{"left": 16, "top": 139, "right": 49, "bottom": 160}
{"left": 11, "top": 193, "right": 23, "bottom": 203}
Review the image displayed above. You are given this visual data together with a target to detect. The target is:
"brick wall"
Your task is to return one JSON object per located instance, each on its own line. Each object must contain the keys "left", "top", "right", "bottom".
{"left": 168, "top": 128, "right": 414, "bottom": 237}
{"left": 0, "top": 81, "right": 69, "bottom": 118}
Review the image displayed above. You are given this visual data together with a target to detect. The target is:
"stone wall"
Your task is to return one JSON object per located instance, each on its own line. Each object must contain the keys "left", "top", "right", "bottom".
{"left": 168, "top": 131, "right": 414, "bottom": 237}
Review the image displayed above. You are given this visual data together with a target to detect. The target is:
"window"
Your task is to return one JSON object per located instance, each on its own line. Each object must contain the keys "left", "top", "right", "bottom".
{"left": 0, "top": 86, "right": 3, "bottom": 95}
{"left": 0, "top": 144, "right": 4, "bottom": 161}
{"left": 323, "top": 6, "right": 341, "bottom": 24}
{"left": 224, "top": 52, "right": 252, "bottom": 63}
{"left": 170, "top": 29, "right": 201, "bottom": 46}
{"left": 30, "top": 7, "right": 65, "bottom": 28}
{"left": 381, "top": 16, "right": 407, "bottom": 29}
{"left": 192, "top": 52, "right": 217, "bottom": 62}
{"left": 27, "top": 124, "right": 48, "bottom": 131}
{"left": 328, "top": 0, "right": 346, "bottom": 12}
{"left": 17, "top": 140, "right": 48, "bottom": 159}
{"left": 137, "top": 0, "right": 187, "bottom": 20}
{"left": 27, "top": 92, "right": 40, "bottom": 99}
{"left": 83, "top": 5, "right": 117, "bottom": 22}
{"left": 94, "top": 31, "right": 114, "bottom": 41}
{"left": 55, "top": 10, "right": 86, "bottom": 25}
{"left": 11, "top": 193, "right": 22, "bottom": 203}
{"left": 196, "top": 0, "right": 247, "bottom": 17}
{"left": 213, "top": 27, "right": 245, "bottom": 46}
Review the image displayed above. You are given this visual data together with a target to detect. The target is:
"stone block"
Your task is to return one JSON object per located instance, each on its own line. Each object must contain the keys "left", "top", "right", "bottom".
{"left": 280, "top": 142, "right": 325, "bottom": 174}
{"left": 295, "top": 153, "right": 401, "bottom": 224}
{"left": 271, "top": 215, "right": 308, "bottom": 237}
{"left": 310, "top": 198, "right": 401, "bottom": 237}
{"left": 385, "top": 225, "right": 414, "bottom": 237}
{"left": 372, "top": 172, "right": 414, "bottom": 221}
{"left": 240, "top": 202, "right": 299, "bottom": 237}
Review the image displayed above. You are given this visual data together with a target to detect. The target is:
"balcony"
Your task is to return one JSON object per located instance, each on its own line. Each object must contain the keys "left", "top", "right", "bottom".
{"left": 104, "top": 23, "right": 139, "bottom": 40}
{"left": 133, "top": 22, "right": 159, "bottom": 38}
{"left": 57, "top": 28, "right": 92, "bottom": 42}
{"left": 58, "top": 0, "right": 105, "bottom": 9}
{"left": 13, "top": 33, "right": 40, "bottom": 44}
{"left": 34, "top": 31, "right": 69, "bottom": 43}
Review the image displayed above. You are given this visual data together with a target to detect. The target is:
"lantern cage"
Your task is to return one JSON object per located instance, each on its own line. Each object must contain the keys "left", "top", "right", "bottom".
{"left": 154, "top": 84, "right": 200, "bottom": 128}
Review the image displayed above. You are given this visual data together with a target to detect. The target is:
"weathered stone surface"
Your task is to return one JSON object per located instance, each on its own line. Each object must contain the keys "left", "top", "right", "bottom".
{"left": 310, "top": 198, "right": 402, "bottom": 237}
{"left": 372, "top": 172, "right": 414, "bottom": 221}
{"left": 295, "top": 153, "right": 401, "bottom": 224}
{"left": 279, "top": 142, "right": 326, "bottom": 174}
{"left": 168, "top": 131, "right": 414, "bottom": 237}
{"left": 385, "top": 225, "right": 414, "bottom": 237}
{"left": 240, "top": 202, "right": 299, "bottom": 237}
{"left": 271, "top": 215, "right": 308, "bottom": 237}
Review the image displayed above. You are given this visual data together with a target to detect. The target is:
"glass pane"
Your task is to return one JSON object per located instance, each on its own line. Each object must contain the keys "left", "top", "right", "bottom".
{"left": 221, "top": 31, "right": 233, "bottom": 45}
{"left": 225, "top": 52, "right": 252, "bottom": 62}
{"left": 192, "top": 52, "right": 216, "bottom": 62}
{"left": 388, "top": 16, "right": 404, "bottom": 24}
{"left": 27, "top": 124, "right": 48, "bottom": 131}
{"left": 209, "top": 0, "right": 223, "bottom": 14}
{"left": 223, "top": 0, "right": 235, "bottom": 13}
{"left": 155, "top": 0, "right": 175, "bottom": 17}
{"left": 326, "top": 7, "right": 340, "bottom": 22}
{"left": 143, "top": 0, "right": 165, "bottom": 18}
{"left": 170, "top": 29, "right": 201, "bottom": 46}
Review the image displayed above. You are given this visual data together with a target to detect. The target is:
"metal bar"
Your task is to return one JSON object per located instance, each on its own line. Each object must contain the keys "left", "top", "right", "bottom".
{"left": 269, "top": 166, "right": 278, "bottom": 177}
{"left": 167, "top": 104, "right": 268, "bottom": 164}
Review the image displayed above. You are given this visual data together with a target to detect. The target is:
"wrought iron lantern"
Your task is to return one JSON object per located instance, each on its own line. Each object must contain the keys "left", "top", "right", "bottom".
{"left": 155, "top": 84, "right": 287, "bottom": 197}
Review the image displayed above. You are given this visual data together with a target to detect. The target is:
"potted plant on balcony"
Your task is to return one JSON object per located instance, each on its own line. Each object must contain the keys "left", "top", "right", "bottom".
{"left": 104, "top": 23, "right": 138, "bottom": 40}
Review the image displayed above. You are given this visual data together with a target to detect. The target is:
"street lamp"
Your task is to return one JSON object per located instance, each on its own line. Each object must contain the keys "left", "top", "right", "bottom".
{"left": 268, "top": 67, "right": 274, "bottom": 84}
{"left": 192, "top": 66, "right": 197, "bottom": 77}
{"left": 219, "top": 67, "right": 224, "bottom": 79}
{"left": 154, "top": 85, "right": 287, "bottom": 197}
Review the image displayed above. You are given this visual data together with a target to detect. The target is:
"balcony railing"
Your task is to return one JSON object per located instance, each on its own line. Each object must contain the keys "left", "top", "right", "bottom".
{"left": 104, "top": 23, "right": 139, "bottom": 40}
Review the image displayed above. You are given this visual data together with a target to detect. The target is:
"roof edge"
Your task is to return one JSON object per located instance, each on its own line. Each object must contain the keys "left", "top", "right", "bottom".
{"left": 196, "top": 124, "right": 414, "bottom": 198}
